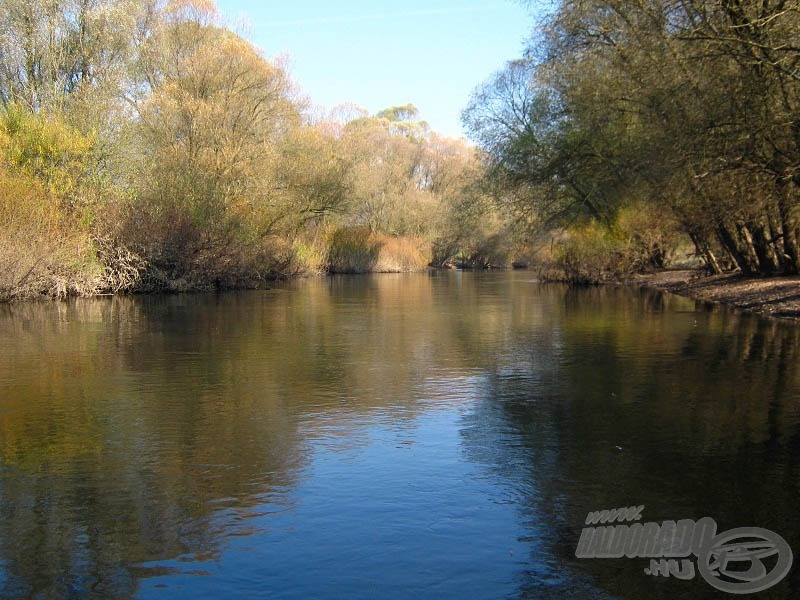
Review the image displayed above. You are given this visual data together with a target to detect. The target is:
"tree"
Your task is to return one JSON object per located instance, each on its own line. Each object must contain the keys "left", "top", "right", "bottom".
{"left": 0, "top": 0, "right": 138, "bottom": 117}
{"left": 125, "top": 1, "right": 304, "bottom": 286}
{"left": 466, "top": 0, "right": 800, "bottom": 277}
{"left": 340, "top": 106, "right": 437, "bottom": 237}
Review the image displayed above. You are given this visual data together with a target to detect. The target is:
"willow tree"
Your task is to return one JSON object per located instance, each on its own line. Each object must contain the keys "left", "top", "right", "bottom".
{"left": 340, "top": 106, "right": 440, "bottom": 237}
{"left": 126, "top": 0, "right": 304, "bottom": 287}
{"left": 467, "top": 0, "right": 800, "bottom": 276}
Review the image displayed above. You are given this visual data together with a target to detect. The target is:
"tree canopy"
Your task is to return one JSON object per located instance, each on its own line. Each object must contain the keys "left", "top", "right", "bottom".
{"left": 465, "top": 0, "right": 800, "bottom": 279}
{"left": 0, "top": 0, "right": 511, "bottom": 299}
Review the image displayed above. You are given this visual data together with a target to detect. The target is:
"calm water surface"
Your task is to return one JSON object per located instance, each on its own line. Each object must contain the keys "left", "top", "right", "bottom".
{"left": 1, "top": 271, "right": 799, "bottom": 598}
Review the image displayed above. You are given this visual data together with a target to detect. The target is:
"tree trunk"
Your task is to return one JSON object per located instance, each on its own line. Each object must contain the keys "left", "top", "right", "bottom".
{"left": 689, "top": 231, "right": 723, "bottom": 275}
{"left": 777, "top": 184, "right": 800, "bottom": 274}
{"left": 735, "top": 222, "right": 763, "bottom": 274}
{"left": 749, "top": 220, "right": 780, "bottom": 274}
{"left": 717, "top": 223, "right": 753, "bottom": 274}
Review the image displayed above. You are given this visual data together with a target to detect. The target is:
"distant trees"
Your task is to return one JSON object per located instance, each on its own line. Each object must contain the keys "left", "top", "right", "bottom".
{"left": 336, "top": 106, "right": 511, "bottom": 268}
{"left": 340, "top": 106, "right": 435, "bottom": 237}
{"left": 465, "top": 0, "right": 800, "bottom": 278}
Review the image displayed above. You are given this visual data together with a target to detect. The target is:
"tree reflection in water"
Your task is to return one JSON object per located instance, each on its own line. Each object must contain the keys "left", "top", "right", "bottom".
{"left": 0, "top": 274, "right": 798, "bottom": 598}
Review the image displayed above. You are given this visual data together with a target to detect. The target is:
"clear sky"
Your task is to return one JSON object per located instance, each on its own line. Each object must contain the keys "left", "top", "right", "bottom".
{"left": 213, "top": 1, "right": 539, "bottom": 139}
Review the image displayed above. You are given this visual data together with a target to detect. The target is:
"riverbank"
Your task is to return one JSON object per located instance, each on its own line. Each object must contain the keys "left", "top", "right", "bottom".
{"left": 633, "top": 270, "right": 800, "bottom": 320}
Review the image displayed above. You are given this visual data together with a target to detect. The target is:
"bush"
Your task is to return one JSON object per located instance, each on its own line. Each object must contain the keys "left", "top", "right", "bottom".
{"left": 327, "top": 227, "right": 430, "bottom": 273}
{"left": 0, "top": 107, "right": 121, "bottom": 300}
{"left": 0, "top": 167, "right": 100, "bottom": 300}
{"left": 614, "top": 203, "right": 680, "bottom": 271}
{"left": 288, "top": 238, "right": 328, "bottom": 275}
{"left": 0, "top": 104, "right": 96, "bottom": 205}
{"left": 551, "top": 203, "right": 684, "bottom": 284}
{"left": 553, "top": 222, "right": 622, "bottom": 284}
{"left": 115, "top": 199, "right": 262, "bottom": 291}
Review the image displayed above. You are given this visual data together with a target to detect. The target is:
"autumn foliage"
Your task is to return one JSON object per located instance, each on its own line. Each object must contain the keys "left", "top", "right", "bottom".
{"left": 0, "top": 0, "right": 509, "bottom": 300}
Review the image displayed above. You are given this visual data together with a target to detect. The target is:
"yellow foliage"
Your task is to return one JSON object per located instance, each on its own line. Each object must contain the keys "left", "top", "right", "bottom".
{"left": 0, "top": 165, "right": 60, "bottom": 234}
{"left": 0, "top": 165, "right": 99, "bottom": 300}
{"left": 0, "top": 104, "right": 96, "bottom": 199}
{"left": 551, "top": 202, "right": 683, "bottom": 283}
{"left": 327, "top": 227, "right": 430, "bottom": 273}
{"left": 0, "top": 107, "right": 108, "bottom": 299}
{"left": 165, "top": 0, "right": 217, "bottom": 24}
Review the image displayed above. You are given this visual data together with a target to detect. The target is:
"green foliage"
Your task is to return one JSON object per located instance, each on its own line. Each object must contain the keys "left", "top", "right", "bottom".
{"left": 289, "top": 239, "right": 328, "bottom": 275}
{"left": 553, "top": 222, "right": 621, "bottom": 284}
{"left": 376, "top": 104, "right": 419, "bottom": 122}
{"left": 0, "top": 105, "right": 118, "bottom": 300}
{"left": 552, "top": 203, "right": 682, "bottom": 284}
{"left": 465, "top": 0, "right": 800, "bottom": 278}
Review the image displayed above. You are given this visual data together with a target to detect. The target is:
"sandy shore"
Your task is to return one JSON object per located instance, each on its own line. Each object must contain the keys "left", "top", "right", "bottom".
{"left": 632, "top": 270, "right": 800, "bottom": 320}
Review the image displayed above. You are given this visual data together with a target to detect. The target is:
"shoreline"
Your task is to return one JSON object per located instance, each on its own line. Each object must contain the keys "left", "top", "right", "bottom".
{"left": 631, "top": 269, "right": 800, "bottom": 321}
{"left": 5, "top": 267, "right": 800, "bottom": 322}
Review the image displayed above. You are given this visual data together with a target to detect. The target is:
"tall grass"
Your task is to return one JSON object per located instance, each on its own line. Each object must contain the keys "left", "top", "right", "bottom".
{"left": 327, "top": 227, "right": 430, "bottom": 273}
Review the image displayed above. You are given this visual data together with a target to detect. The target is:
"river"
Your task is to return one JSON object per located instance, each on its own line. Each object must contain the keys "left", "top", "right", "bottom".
{"left": 0, "top": 271, "right": 798, "bottom": 598}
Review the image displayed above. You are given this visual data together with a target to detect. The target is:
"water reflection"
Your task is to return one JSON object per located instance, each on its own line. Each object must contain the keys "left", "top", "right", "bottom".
{"left": 0, "top": 273, "right": 798, "bottom": 598}
{"left": 0, "top": 297, "right": 308, "bottom": 598}
{"left": 459, "top": 284, "right": 800, "bottom": 598}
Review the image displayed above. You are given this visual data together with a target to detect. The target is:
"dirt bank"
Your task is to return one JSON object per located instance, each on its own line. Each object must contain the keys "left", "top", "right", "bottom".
{"left": 633, "top": 270, "right": 800, "bottom": 320}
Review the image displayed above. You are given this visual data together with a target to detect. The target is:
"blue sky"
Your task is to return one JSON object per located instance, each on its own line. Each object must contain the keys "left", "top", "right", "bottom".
{"left": 214, "top": 1, "right": 541, "bottom": 139}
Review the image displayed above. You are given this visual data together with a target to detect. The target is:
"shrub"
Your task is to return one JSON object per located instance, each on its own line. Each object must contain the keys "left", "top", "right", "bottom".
{"left": 551, "top": 203, "right": 684, "bottom": 284}
{"left": 553, "top": 222, "right": 622, "bottom": 284}
{"left": 0, "top": 104, "right": 97, "bottom": 204}
{"left": 288, "top": 239, "right": 328, "bottom": 275}
{"left": 327, "top": 227, "right": 430, "bottom": 273}
{"left": 0, "top": 167, "right": 99, "bottom": 300}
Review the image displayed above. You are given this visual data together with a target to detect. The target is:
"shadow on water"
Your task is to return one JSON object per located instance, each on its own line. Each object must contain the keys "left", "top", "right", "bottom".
{"left": 458, "top": 284, "right": 800, "bottom": 598}
{"left": 0, "top": 273, "right": 798, "bottom": 598}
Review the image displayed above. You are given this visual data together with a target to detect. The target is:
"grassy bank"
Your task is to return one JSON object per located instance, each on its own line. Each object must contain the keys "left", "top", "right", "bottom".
{"left": 0, "top": 220, "right": 435, "bottom": 302}
{"left": 327, "top": 227, "right": 430, "bottom": 274}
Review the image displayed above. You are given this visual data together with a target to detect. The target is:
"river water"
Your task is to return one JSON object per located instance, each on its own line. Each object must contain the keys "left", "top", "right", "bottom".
{"left": 0, "top": 271, "right": 798, "bottom": 598}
